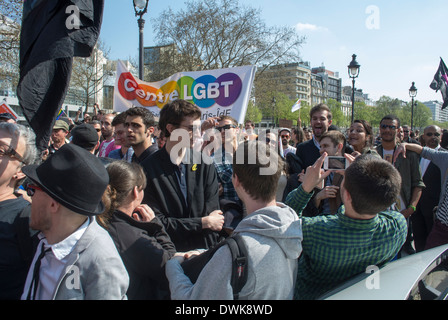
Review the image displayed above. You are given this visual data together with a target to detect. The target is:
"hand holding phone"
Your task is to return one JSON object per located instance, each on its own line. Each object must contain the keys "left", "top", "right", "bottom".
{"left": 323, "top": 156, "right": 348, "bottom": 171}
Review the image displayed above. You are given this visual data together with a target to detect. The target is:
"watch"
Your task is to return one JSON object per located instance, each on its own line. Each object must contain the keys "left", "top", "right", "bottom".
{"left": 408, "top": 205, "right": 416, "bottom": 212}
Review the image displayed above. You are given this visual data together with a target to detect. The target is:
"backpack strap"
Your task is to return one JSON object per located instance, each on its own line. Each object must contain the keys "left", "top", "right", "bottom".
{"left": 226, "top": 234, "right": 248, "bottom": 300}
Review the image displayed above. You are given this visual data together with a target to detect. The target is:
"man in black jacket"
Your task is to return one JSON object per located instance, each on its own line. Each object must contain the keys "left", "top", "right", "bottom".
{"left": 295, "top": 104, "right": 333, "bottom": 170}
{"left": 283, "top": 104, "right": 333, "bottom": 200}
{"left": 141, "top": 100, "right": 223, "bottom": 252}
{"left": 412, "top": 125, "right": 445, "bottom": 252}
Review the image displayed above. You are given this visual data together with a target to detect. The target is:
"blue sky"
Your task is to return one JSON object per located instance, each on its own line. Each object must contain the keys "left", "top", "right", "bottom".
{"left": 101, "top": 0, "right": 448, "bottom": 103}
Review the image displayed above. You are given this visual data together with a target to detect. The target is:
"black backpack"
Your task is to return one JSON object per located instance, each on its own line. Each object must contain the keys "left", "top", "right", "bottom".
{"left": 181, "top": 234, "right": 248, "bottom": 300}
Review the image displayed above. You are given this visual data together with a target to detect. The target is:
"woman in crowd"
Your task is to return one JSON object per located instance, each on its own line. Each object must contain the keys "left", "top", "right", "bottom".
{"left": 99, "top": 161, "right": 176, "bottom": 300}
{"left": 0, "top": 123, "right": 39, "bottom": 299}
{"left": 348, "top": 120, "right": 379, "bottom": 157}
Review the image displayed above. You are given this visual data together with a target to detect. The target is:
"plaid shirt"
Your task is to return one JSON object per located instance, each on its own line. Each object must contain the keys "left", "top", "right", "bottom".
{"left": 285, "top": 186, "right": 408, "bottom": 300}
{"left": 212, "top": 149, "right": 240, "bottom": 203}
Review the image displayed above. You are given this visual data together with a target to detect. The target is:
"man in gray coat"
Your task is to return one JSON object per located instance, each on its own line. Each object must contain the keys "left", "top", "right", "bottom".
{"left": 166, "top": 141, "right": 302, "bottom": 300}
{"left": 21, "top": 144, "right": 128, "bottom": 300}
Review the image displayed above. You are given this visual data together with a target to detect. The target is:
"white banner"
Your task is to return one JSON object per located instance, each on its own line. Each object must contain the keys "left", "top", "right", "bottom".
{"left": 114, "top": 60, "right": 257, "bottom": 124}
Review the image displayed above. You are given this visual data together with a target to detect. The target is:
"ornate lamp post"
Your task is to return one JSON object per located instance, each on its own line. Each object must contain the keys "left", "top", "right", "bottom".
{"left": 348, "top": 54, "right": 361, "bottom": 124}
{"left": 409, "top": 82, "right": 418, "bottom": 131}
{"left": 133, "top": 0, "right": 149, "bottom": 80}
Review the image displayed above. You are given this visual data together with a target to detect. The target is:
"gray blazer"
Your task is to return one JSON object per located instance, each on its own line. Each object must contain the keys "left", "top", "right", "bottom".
{"left": 51, "top": 219, "right": 129, "bottom": 300}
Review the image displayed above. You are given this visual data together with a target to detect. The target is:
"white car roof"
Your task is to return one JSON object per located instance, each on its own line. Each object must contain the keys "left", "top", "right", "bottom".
{"left": 324, "top": 244, "right": 448, "bottom": 300}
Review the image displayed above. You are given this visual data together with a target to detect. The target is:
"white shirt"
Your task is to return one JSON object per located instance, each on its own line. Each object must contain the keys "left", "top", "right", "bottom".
{"left": 420, "top": 145, "right": 441, "bottom": 177}
{"left": 283, "top": 145, "right": 297, "bottom": 157}
{"left": 21, "top": 218, "right": 90, "bottom": 300}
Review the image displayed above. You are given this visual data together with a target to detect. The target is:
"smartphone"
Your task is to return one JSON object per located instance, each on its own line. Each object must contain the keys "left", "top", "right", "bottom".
{"left": 323, "top": 156, "right": 348, "bottom": 170}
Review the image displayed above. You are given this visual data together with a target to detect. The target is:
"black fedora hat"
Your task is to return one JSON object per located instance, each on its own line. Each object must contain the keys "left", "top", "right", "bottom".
{"left": 22, "top": 144, "right": 109, "bottom": 216}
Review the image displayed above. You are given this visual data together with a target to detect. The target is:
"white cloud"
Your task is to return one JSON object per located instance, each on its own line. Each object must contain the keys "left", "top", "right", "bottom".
{"left": 295, "top": 23, "right": 328, "bottom": 32}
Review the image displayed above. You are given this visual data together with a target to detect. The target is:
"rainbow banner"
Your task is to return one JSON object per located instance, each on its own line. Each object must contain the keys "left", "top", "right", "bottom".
{"left": 113, "top": 60, "right": 257, "bottom": 124}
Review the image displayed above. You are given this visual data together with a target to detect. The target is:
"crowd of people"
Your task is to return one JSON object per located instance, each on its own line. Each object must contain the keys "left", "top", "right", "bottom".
{"left": 1, "top": 100, "right": 448, "bottom": 300}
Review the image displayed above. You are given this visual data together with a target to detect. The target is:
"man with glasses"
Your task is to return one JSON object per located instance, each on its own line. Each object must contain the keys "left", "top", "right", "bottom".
{"left": 376, "top": 114, "right": 424, "bottom": 256}
{"left": 210, "top": 116, "right": 241, "bottom": 205}
{"left": 279, "top": 128, "right": 296, "bottom": 158}
{"left": 394, "top": 130, "right": 448, "bottom": 250}
{"left": 401, "top": 125, "right": 420, "bottom": 144}
{"left": 20, "top": 144, "right": 128, "bottom": 300}
{"left": 0, "top": 123, "right": 39, "bottom": 299}
{"left": 141, "top": 100, "right": 222, "bottom": 252}
{"left": 406, "top": 125, "right": 445, "bottom": 251}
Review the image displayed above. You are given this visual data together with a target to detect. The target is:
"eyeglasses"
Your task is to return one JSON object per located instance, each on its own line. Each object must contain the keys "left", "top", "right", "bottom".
{"left": 26, "top": 184, "right": 42, "bottom": 197}
{"left": 281, "top": 135, "right": 290, "bottom": 139}
{"left": 380, "top": 124, "right": 397, "bottom": 130}
{"left": 0, "top": 144, "right": 26, "bottom": 164}
{"left": 216, "top": 124, "right": 237, "bottom": 132}
{"left": 426, "top": 132, "right": 441, "bottom": 137}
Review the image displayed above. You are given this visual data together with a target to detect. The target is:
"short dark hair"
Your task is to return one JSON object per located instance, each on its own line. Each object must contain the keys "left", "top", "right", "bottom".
{"left": 245, "top": 120, "right": 255, "bottom": 128}
{"left": 380, "top": 114, "right": 401, "bottom": 128}
{"left": 233, "top": 141, "right": 283, "bottom": 202}
{"left": 111, "top": 112, "right": 127, "bottom": 127}
{"left": 310, "top": 103, "right": 332, "bottom": 121}
{"left": 320, "top": 130, "right": 346, "bottom": 148}
{"left": 124, "top": 107, "right": 155, "bottom": 130}
{"left": 220, "top": 115, "right": 238, "bottom": 126}
{"left": 159, "top": 100, "right": 201, "bottom": 138}
{"left": 343, "top": 154, "right": 401, "bottom": 215}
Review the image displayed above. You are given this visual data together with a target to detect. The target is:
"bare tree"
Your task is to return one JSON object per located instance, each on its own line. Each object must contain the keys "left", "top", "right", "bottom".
{"left": 0, "top": 0, "right": 22, "bottom": 90}
{"left": 69, "top": 39, "right": 113, "bottom": 112}
{"left": 152, "top": 0, "right": 305, "bottom": 79}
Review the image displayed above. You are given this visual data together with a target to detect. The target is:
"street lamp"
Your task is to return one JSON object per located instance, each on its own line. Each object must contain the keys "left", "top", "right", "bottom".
{"left": 348, "top": 54, "right": 361, "bottom": 124}
{"left": 133, "top": 0, "right": 149, "bottom": 80}
{"left": 409, "top": 82, "right": 418, "bottom": 131}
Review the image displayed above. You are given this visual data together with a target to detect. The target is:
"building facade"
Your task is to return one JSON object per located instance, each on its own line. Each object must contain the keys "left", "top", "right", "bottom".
{"left": 263, "top": 62, "right": 312, "bottom": 105}
{"left": 423, "top": 100, "right": 448, "bottom": 123}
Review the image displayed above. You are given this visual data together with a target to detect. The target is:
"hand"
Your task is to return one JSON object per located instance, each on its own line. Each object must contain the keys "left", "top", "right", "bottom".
{"left": 393, "top": 143, "right": 407, "bottom": 163}
{"left": 400, "top": 207, "right": 414, "bottom": 219}
{"left": 331, "top": 153, "right": 356, "bottom": 177}
{"left": 172, "top": 252, "right": 187, "bottom": 263}
{"left": 351, "top": 151, "right": 361, "bottom": 158}
{"left": 202, "top": 210, "right": 224, "bottom": 231}
{"left": 183, "top": 250, "right": 202, "bottom": 259}
{"left": 201, "top": 117, "right": 220, "bottom": 132}
{"left": 301, "top": 153, "right": 332, "bottom": 193}
{"left": 297, "top": 169, "right": 305, "bottom": 184}
{"left": 132, "top": 204, "right": 155, "bottom": 222}
{"left": 316, "top": 186, "right": 340, "bottom": 201}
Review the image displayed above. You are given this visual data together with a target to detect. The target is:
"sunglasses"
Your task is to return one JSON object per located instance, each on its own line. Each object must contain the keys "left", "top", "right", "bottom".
{"left": 380, "top": 124, "right": 397, "bottom": 130}
{"left": 426, "top": 132, "right": 441, "bottom": 137}
{"left": 26, "top": 184, "right": 42, "bottom": 197}
{"left": 281, "top": 135, "right": 290, "bottom": 139}
{"left": 216, "top": 124, "right": 237, "bottom": 132}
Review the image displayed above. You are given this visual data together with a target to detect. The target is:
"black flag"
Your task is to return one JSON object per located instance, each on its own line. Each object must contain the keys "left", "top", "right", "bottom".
{"left": 17, "top": 0, "right": 104, "bottom": 152}
{"left": 430, "top": 57, "right": 448, "bottom": 110}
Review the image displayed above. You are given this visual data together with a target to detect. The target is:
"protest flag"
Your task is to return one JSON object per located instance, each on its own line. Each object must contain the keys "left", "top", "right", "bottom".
{"left": 291, "top": 99, "right": 302, "bottom": 112}
{"left": 17, "top": 0, "right": 104, "bottom": 152}
{"left": 430, "top": 57, "right": 448, "bottom": 110}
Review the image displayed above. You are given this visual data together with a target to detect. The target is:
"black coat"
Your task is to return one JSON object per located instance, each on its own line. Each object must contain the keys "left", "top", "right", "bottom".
{"left": 141, "top": 147, "right": 221, "bottom": 252}
{"left": 107, "top": 210, "right": 176, "bottom": 300}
